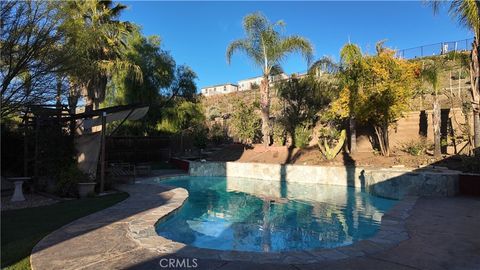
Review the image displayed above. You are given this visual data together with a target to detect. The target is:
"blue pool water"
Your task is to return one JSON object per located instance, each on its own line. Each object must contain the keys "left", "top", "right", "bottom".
{"left": 153, "top": 176, "right": 397, "bottom": 252}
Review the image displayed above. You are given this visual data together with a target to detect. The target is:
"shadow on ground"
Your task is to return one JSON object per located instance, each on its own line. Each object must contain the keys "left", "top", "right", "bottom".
{"left": 28, "top": 150, "right": 480, "bottom": 270}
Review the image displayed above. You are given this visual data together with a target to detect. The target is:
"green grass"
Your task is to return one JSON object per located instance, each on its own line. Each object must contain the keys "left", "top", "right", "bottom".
{"left": 1, "top": 192, "right": 129, "bottom": 270}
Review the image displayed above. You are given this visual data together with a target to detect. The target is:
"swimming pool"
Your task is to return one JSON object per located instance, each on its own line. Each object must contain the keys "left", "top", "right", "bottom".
{"left": 153, "top": 176, "right": 397, "bottom": 252}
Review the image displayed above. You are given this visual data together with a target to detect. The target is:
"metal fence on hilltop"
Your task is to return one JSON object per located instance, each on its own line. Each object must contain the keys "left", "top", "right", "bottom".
{"left": 395, "top": 38, "right": 474, "bottom": 59}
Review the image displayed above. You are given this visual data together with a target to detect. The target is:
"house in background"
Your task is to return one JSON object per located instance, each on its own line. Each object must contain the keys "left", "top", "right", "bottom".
{"left": 202, "top": 73, "right": 290, "bottom": 96}
{"left": 237, "top": 76, "right": 263, "bottom": 91}
{"left": 238, "top": 73, "right": 289, "bottom": 92}
{"left": 201, "top": 83, "right": 239, "bottom": 96}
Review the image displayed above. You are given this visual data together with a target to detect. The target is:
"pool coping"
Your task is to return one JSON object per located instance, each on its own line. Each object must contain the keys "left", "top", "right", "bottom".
{"left": 129, "top": 175, "right": 418, "bottom": 264}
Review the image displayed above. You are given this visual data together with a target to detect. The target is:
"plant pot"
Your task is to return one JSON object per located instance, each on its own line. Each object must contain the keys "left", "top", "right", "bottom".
{"left": 78, "top": 182, "right": 96, "bottom": 198}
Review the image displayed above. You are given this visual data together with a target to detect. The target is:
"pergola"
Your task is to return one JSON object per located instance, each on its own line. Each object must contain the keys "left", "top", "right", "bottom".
{"left": 21, "top": 104, "right": 149, "bottom": 192}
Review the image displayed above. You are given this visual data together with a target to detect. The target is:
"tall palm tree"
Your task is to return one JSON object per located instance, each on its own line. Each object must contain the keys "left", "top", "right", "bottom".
{"left": 62, "top": 0, "right": 141, "bottom": 112}
{"left": 339, "top": 43, "right": 363, "bottom": 154}
{"left": 427, "top": 0, "right": 480, "bottom": 152}
{"left": 421, "top": 60, "right": 442, "bottom": 157}
{"left": 226, "top": 12, "right": 313, "bottom": 146}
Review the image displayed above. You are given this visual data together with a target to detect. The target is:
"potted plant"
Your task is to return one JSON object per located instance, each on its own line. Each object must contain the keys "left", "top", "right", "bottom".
{"left": 56, "top": 164, "right": 96, "bottom": 198}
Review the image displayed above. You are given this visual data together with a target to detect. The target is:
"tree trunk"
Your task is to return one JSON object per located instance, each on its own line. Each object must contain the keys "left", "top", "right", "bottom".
{"left": 56, "top": 76, "right": 62, "bottom": 108}
{"left": 373, "top": 125, "right": 389, "bottom": 157}
{"left": 470, "top": 37, "right": 480, "bottom": 150}
{"left": 85, "top": 96, "right": 94, "bottom": 112}
{"left": 382, "top": 124, "right": 390, "bottom": 157}
{"left": 55, "top": 76, "right": 62, "bottom": 120}
{"left": 474, "top": 112, "right": 480, "bottom": 154}
{"left": 260, "top": 75, "right": 271, "bottom": 146}
{"left": 433, "top": 98, "right": 441, "bottom": 157}
{"left": 349, "top": 116, "right": 357, "bottom": 154}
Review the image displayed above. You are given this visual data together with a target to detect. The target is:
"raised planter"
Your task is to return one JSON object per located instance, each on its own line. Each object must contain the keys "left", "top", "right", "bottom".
{"left": 170, "top": 158, "right": 190, "bottom": 171}
{"left": 78, "top": 182, "right": 96, "bottom": 198}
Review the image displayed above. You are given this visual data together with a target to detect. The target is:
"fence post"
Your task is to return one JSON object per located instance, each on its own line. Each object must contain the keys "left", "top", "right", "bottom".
{"left": 100, "top": 112, "right": 106, "bottom": 193}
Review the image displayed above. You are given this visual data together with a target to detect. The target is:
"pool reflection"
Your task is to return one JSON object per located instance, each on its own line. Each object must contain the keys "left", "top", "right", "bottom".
{"left": 154, "top": 176, "right": 396, "bottom": 252}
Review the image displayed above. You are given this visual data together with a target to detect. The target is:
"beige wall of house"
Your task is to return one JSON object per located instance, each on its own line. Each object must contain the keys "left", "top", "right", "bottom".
{"left": 238, "top": 73, "right": 289, "bottom": 91}
{"left": 238, "top": 76, "right": 263, "bottom": 91}
{"left": 203, "top": 73, "right": 290, "bottom": 95}
{"left": 201, "top": 84, "right": 238, "bottom": 96}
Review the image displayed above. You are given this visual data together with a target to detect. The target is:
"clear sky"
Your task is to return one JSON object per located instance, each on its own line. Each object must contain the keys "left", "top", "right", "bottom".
{"left": 120, "top": 1, "right": 472, "bottom": 90}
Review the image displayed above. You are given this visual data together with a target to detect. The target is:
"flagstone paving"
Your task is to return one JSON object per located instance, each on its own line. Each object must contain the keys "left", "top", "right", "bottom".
{"left": 31, "top": 173, "right": 480, "bottom": 270}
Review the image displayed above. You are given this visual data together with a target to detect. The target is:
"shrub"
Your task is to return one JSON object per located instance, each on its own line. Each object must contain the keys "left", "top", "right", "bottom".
{"left": 207, "top": 107, "right": 221, "bottom": 121}
{"left": 192, "top": 125, "right": 208, "bottom": 149}
{"left": 209, "top": 123, "right": 225, "bottom": 145}
{"left": 294, "top": 125, "right": 311, "bottom": 149}
{"left": 460, "top": 155, "right": 480, "bottom": 173}
{"left": 272, "top": 121, "right": 286, "bottom": 146}
{"left": 402, "top": 139, "right": 429, "bottom": 156}
{"left": 230, "top": 100, "right": 261, "bottom": 144}
{"left": 451, "top": 70, "right": 467, "bottom": 80}
{"left": 56, "top": 164, "right": 89, "bottom": 197}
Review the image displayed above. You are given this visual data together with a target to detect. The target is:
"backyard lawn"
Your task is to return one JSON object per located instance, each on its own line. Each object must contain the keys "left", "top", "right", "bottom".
{"left": 1, "top": 192, "right": 129, "bottom": 270}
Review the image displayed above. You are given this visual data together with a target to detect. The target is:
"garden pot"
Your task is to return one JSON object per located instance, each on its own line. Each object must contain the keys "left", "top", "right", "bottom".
{"left": 78, "top": 182, "right": 96, "bottom": 198}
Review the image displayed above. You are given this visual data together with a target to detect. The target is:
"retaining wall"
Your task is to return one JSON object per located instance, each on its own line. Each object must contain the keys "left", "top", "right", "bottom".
{"left": 189, "top": 161, "right": 460, "bottom": 200}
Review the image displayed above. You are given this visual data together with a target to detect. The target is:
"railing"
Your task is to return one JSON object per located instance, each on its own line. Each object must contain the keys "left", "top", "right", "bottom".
{"left": 395, "top": 38, "right": 474, "bottom": 59}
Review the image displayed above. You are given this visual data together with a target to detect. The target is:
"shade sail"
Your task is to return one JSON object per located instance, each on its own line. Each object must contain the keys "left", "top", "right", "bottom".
{"left": 82, "top": 106, "right": 149, "bottom": 130}
{"left": 75, "top": 105, "right": 149, "bottom": 176}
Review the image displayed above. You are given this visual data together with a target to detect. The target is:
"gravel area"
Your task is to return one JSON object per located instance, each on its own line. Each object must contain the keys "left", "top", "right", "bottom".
{"left": 1, "top": 194, "right": 59, "bottom": 211}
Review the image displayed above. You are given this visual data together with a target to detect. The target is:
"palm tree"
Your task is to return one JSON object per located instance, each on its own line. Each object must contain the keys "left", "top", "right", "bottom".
{"left": 226, "top": 12, "right": 313, "bottom": 146}
{"left": 421, "top": 60, "right": 442, "bottom": 157}
{"left": 339, "top": 43, "right": 364, "bottom": 154}
{"left": 427, "top": 0, "right": 480, "bottom": 153}
{"left": 62, "top": 0, "right": 141, "bottom": 112}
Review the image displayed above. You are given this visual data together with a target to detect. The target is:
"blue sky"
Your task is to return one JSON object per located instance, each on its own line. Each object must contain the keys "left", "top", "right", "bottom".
{"left": 120, "top": 1, "right": 472, "bottom": 90}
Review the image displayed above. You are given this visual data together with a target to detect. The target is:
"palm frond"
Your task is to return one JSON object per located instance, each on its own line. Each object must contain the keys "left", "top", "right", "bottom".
{"left": 270, "top": 64, "right": 284, "bottom": 76}
{"left": 420, "top": 60, "right": 441, "bottom": 91}
{"left": 227, "top": 12, "right": 313, "bottom": 76}
{"left": 423, "top": 0, "right": 443, "bottom": 15}
{"left": 277, "top": 36, "right": 314, "bottom": 65}
{"left": 243, "top": 12, "right": 268, "bottom": 37}
{"left": 425, "top": 0, "right": 480, "bottom": 35}
{"left": 450, "top": 0, "right": 480, "bottom": 33}
{"left": 96, "top": 59, "right": 142, "bottom": 83}
{"left": 226, "top": 39, "right": 263, "bottom": 67}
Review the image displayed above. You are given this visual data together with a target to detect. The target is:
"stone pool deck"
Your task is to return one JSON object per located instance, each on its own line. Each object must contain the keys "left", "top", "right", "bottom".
{"left": 31, "top": 175, "right": 480, "bottom": 270}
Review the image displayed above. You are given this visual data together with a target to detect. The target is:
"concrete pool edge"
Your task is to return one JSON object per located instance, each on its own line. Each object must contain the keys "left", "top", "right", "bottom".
{"left": 188, "top": 161, "right": 460, "bottom": 200}
{"left": 130, "top": 175, "right": 418, "bottom": 265}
